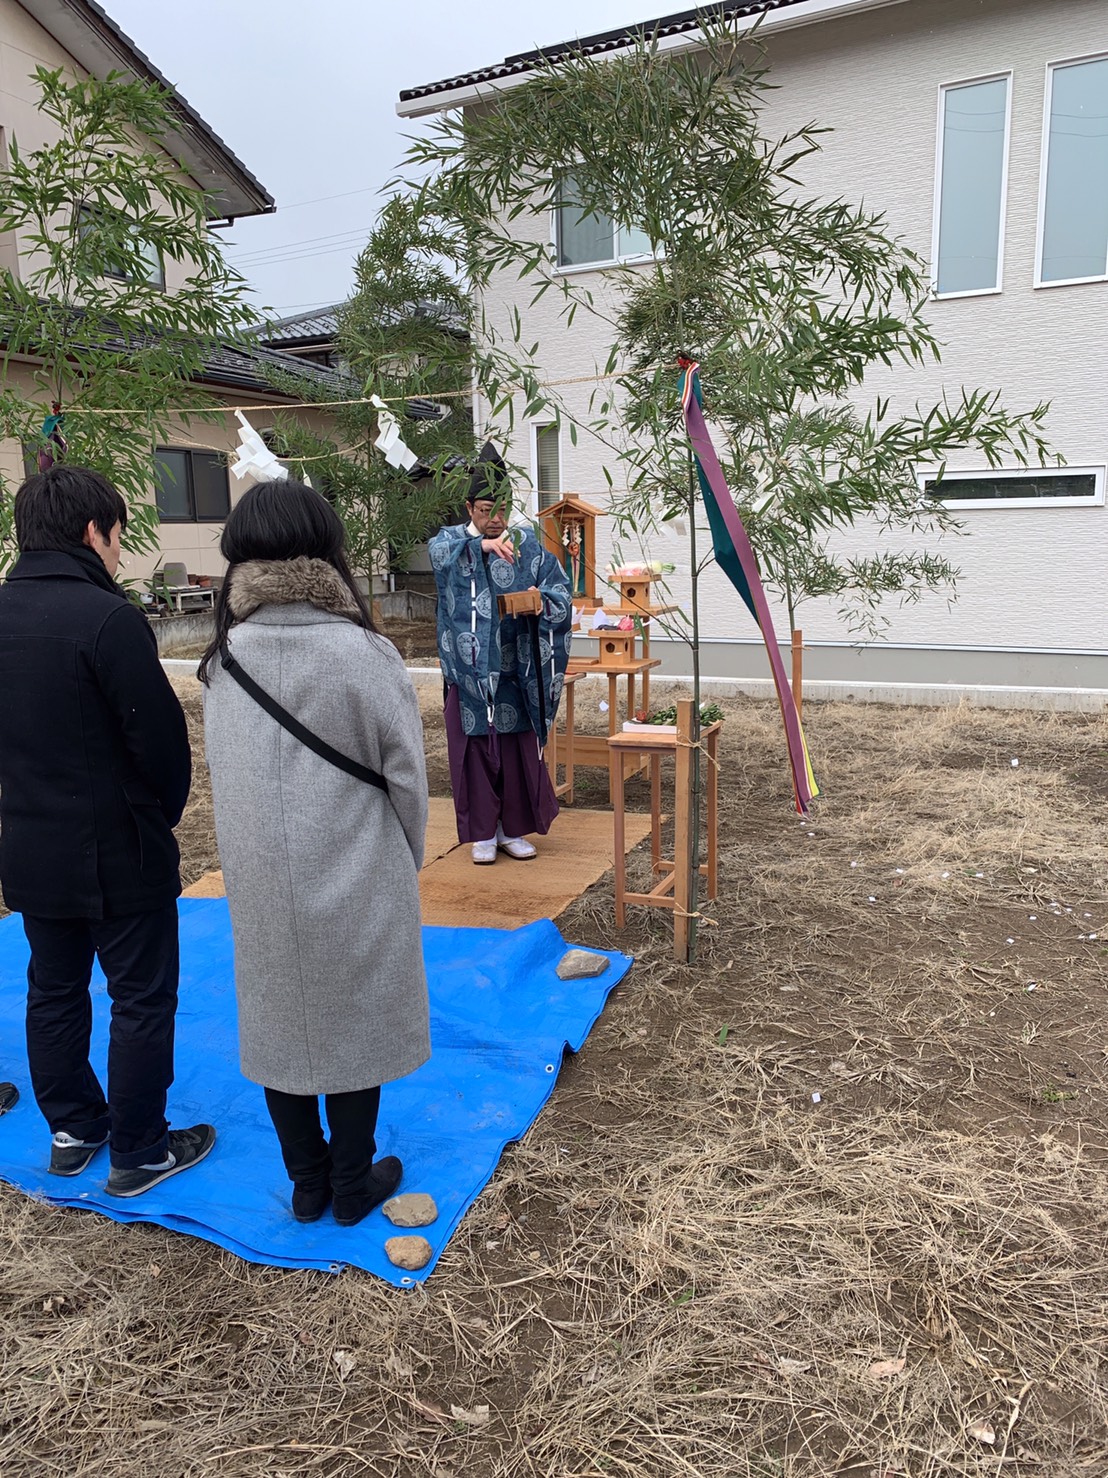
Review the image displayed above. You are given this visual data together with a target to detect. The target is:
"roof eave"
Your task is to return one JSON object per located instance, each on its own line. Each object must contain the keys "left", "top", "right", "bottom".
{"left": 397, "top": 0, "right": 908, "bottom": 117}
{"left": 262, "top": 335, "right": 334, "bottom": 350}
{"left": 17, "top": 0, "right": 274, "bottom": 219}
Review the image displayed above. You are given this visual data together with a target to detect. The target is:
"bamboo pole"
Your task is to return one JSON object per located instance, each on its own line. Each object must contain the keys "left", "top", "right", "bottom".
{"left": 674, "top": 698, "right": 694, "bottom": 963}
{"left": 791, "top": 628, "right": 803, "bottom": 720}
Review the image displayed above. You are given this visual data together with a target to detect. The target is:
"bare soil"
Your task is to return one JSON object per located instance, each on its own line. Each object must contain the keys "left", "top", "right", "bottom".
{"left": 381, "top": 617, "right": 440, "bottom": 666}
{"left": 2, "top": 685, "right": 1108, "bottom": 1477}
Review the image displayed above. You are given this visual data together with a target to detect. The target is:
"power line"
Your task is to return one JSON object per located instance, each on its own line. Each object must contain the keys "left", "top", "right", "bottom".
{"left": 238, "top": 241, "right": 367, "bottom": 273}
{"left": 267, "top": 299, "right": 344, "bottom": 312}
{"left": 234, "top": 240, "right": 367, "bottom": 271}
{"left": 228, "top": 222, "right": 374, "bottom": 263}
{"left": 274, "top": 184, "right": 383, "bottom": 213}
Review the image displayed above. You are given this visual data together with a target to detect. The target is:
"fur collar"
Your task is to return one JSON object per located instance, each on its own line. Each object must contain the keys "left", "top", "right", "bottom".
{"left": 227, "top": 557, "right": 362, "bottom": 621}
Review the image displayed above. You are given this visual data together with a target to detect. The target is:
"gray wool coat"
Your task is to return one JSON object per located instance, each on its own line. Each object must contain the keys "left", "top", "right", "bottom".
{"left": 202, "top": 557, "right": 430, "bottom": 1095}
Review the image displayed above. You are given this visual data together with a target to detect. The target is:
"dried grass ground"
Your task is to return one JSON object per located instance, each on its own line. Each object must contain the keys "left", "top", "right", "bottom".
{"left": 2, "top": 685, "right": 1108, "bottom": 1477}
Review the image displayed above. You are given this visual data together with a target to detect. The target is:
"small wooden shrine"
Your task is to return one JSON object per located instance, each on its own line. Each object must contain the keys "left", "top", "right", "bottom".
{"left": 539, "top": 495, "right": 603, "bottom": 609}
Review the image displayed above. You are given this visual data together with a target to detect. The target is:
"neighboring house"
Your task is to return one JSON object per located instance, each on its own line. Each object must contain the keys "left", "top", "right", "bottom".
{"left": 0, "top": 0, "right": 345, "bottom": 585}
{"left": 257, "top": 302, "right": 468, "bottom": 593}
{"left": 143, "top": 341, "right": 341, "bottom": 584}
{"left": 399, "top": 0, "right": 1108, "bottom": 694}
{"left": 257, "top": 305, "right": 343, "bottom": 369}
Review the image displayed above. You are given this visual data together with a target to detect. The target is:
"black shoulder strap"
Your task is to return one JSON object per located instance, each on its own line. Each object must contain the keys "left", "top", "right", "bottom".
{"left": 219, "top": 642, "right": 389, "bottom": 794}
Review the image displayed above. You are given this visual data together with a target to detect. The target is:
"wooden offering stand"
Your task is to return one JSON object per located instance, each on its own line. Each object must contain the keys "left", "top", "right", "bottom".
{"left": 545, "top": 670, "right": 584, "bottom": 804}
{"left": 533, "top": 497, "right": 650, "bottom": 786}
{"left": 599, "top": 571, "right": 678, "bottom": 717}
{"left": 537, "top": 500, "right": 684, "bottom": 797}
{"left": 563, "top": 652, "right": 661, "bottom": 781}
{"left": 558, "top": 570, "right": 675, "bottom": 780}
{"left": 607, "top": 698, "right": 720, "bottom": 962}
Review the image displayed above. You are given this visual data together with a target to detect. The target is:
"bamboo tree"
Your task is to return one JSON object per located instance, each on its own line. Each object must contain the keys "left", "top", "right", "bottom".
{"left": 402, "top": 17, "right": 1054, "bottom": 642}
{"left": 268, "top": 195, "right": 552, "bottom": 588}
{"left": 395, "top": 18, "right": 1055, "bottom": 957}
{"left": 0, "top": 67, "right": 258, "bottom": 568}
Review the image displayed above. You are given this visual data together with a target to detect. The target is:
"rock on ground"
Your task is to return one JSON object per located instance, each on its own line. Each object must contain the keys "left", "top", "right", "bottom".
{"left": 556, "top": 948, "right": 611, "bottom": 980}
{"left": 383, "top": 1192, "right": 439, "bottom": 1228}
{"left": 385, "top": 1236, "right": 434, "bottom": 1271}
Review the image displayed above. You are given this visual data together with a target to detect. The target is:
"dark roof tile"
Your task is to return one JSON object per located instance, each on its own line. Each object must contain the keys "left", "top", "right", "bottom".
{"left": 199, "top": 340, "right": 342, "bottom": 397}
{"left": 256, "top": 305, "right": 343, "bottom": 348}
{"left": 399, "top": 0, "right": 809, "bottom": 103}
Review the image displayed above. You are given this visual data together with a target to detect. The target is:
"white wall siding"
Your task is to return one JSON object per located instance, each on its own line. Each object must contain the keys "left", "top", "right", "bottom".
{"left": 478, "top": 0, "right": 1108, "bottom": 670}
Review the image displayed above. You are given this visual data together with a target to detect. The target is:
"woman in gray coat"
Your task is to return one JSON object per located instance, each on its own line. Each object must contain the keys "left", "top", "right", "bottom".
{"left": 199, "top": 481, "right": 430, "bottom": 1227}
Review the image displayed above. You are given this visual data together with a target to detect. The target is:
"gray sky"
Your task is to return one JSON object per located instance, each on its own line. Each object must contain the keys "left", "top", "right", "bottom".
{"left": 106, "top": 0, "right": 655, "bottom": 321}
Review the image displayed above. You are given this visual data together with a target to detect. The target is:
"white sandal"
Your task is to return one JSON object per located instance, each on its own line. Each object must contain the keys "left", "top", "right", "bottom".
{"left": 497, "top": 835, "right": 537, "bottom": 860}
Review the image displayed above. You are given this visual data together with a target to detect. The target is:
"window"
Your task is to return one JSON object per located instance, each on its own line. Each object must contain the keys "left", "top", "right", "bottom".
{"left": 77, "top": 205, "right": 165, "bottom": 288}
{"left": 1038, "top": 56, "right": 1108, "bottom": 285}
{"left": 555, "top": 172, "right": 652, "bottom": 269}
{"left": 534, "top": 423, "right": 561, "bottom": 510}
{"left": 154, "top": 448, "right": 231, "bottom": 522}
{"left": 922, "top": 466, "right": 1105, "bottom": 509}
{"left": 933, "top": 75, "right": 1010, "bottom": 296}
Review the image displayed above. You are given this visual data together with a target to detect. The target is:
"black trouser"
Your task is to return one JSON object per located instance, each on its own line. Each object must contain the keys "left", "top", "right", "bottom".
{"left": 22, "top": 906, "right": 178, "bottom": 1170}
{"left": 263, "top": 1086, "right": 381, "bottom": 1198}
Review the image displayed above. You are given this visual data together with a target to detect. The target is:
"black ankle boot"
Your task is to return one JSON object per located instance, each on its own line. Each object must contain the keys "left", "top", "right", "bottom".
{"left": 292, "top": 1181, "right": 332, "bottom": 1223}
{"left": 333, "top": 1156, "right": 403, "bottom": 1228}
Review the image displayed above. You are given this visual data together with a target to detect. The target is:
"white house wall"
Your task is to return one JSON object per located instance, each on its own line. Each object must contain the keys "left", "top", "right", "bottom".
{"left": 476, "top": 0, "right": 1108, "bottom": 689}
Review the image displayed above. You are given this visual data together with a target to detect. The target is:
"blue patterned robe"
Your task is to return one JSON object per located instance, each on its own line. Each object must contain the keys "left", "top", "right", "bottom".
{"left": 429, "top": 523, "right": 572, "bottom": 745}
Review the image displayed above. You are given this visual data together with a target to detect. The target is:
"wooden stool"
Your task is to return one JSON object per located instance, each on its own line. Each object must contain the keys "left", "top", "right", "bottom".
{"left": 607, "top": 700, "right": 721, "bottom": 961}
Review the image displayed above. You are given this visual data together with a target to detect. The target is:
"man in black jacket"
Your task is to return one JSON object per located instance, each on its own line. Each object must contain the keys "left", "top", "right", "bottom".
{"left": 0, "top": 466, "right": 215, "bottom": 1196}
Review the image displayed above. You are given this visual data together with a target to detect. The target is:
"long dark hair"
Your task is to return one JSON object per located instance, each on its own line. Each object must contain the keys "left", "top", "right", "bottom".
{"left": 198, "top": 478, "right": 376, "bottom": 684}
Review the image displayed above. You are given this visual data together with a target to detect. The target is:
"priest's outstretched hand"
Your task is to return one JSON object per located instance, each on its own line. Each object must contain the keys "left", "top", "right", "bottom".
{"left": 482, "top": 535, "right": 515, "bottom": 561}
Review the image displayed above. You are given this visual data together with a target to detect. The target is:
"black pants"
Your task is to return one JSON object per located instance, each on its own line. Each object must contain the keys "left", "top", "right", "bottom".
{"left": 263, "top": 1086, "right": 381, "bottom": 1199}
{"left": 22, "top": 906, "right": 178, "bottom": 1170}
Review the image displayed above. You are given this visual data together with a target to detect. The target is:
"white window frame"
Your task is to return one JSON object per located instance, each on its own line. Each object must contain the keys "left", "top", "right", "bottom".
{"left": 930, "top": 71, "right": 1012, "bottom": 301}
{"left": 550, "top": 202, "right": 655, "bottom": 276}
{"left": 530, "top": 420, "right": 561, "bottom": 513}
{"left": 919, "top": 464, "right": 1106, "bottom": 510}
{"left": 1035, "top": 52, "right": 1108, "bottom": 290}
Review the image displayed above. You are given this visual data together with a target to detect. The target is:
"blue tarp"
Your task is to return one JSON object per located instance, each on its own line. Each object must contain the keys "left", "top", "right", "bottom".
{"left": 0, "top": 899, "right": 631, "bottom": 1286}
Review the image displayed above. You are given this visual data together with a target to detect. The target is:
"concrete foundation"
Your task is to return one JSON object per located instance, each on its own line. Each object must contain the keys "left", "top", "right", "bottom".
{"left": 376, "top": 589, "right": 437, "bottom": 621}
{"left": 152, "top": 610, "right": 214, "bottom": 656}
{"left": 395, "top": 664, "right": 1108, "bottom": 714}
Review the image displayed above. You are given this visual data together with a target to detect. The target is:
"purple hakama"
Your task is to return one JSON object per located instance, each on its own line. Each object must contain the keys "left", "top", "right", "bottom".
{"left": 444, "top": 686, "right": 559, "bottom": 843}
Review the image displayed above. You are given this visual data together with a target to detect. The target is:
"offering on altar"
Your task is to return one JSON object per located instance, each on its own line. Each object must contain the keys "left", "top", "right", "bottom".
{"left": 608, "top": 560, "right": 676, "bottom": 578}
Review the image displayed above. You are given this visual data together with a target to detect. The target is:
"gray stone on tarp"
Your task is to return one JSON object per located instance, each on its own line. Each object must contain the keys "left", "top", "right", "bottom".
{"left": 556, "top": 949, "right": 611, "bottom": 981}
{"left": 385, "top": 1235, "right": 433, "bottom": 1271}
{"left": 383, "top": 1192, "right": 439, "bottom": 1228}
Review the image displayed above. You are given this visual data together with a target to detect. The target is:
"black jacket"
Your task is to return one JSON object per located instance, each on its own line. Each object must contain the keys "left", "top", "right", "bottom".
{"left": 0, "top": 548, "right": 192, "bottom": 918}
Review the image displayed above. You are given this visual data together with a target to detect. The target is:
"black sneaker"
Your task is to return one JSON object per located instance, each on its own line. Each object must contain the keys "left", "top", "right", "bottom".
{"left": 105, "top": 1124, "right": 216, "bottom": 1199}
{"left": 49, "top": 1130, "right": 109, "bottom": 1176}
{"left": 333, "top": 1156, "right": 403, "bottom": 1228}
{"left": 0, "top": 1082, "right": 19, "bottom": 1116}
